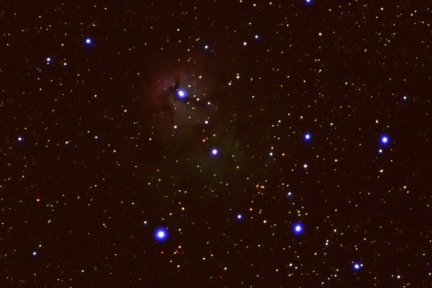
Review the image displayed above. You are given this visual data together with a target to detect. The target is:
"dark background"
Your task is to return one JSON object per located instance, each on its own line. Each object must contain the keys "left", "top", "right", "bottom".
{"left": 1, "top": 0, "right": 431, "bottom": 287}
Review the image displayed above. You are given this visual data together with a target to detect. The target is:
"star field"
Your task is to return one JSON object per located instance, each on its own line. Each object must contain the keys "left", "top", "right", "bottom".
{"left": 1, "top": 1, "right": 432, "bottom": 287}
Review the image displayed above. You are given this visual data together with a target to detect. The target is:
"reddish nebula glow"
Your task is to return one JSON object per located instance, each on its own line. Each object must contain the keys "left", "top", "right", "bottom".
{"left": 137, "top": 55, "right": 219, "bottom": 141}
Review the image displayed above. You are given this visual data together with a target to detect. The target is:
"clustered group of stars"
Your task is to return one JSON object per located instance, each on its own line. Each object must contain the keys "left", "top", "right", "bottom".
{"left": 149, "top": 133, "right": 391, "bottom": 273}
{"left": 26, "top": 29, "right": 398, "bottom": 274}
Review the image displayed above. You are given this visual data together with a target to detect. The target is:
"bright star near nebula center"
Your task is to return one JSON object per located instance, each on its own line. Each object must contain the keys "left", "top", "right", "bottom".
{"left": 177, "top": 89, "right": 187, "bottom": 99}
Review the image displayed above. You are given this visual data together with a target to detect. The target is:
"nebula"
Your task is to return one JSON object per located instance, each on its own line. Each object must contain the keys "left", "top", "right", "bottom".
{"left": 138, "top": 55, "right": 220, "bottom": 141}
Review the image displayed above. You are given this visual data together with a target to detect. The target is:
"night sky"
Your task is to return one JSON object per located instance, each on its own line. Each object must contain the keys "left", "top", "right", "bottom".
{"left": 1, "top": 1, "right": 432, "bottom": 287}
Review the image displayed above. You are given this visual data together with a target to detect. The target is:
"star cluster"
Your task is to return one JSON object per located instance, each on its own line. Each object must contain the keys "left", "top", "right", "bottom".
{"left": 1, "top": 1, "right": 431, "bottom": 287}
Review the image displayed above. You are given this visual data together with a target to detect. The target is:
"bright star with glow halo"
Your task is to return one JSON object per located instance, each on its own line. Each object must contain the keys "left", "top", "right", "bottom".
{"left": 177, "top": 89, "right": 187, "bottom": 99}
{"left": 353, "top": 262, "right": 363, "bottom": 271}
{"left": 293, "top": 222, "right": 304, "bottom": 235}
{"left": 380, "top": 134, "right": 390, "bottom": 145}
{"left": 85, "top": 37, "right": 93, "bottom": 46}
{"left": 154, "top": 227, "right": 168, "bottom": 242}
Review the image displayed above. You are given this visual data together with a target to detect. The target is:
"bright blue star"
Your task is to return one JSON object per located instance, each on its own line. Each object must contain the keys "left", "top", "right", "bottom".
{"left": 236, "top": 214, "right": 243, "bottom": 220}
{"left": 305, "top": 0, "right": 312, "bottom": 4}
{"left": 304, "top": 133, "right": 312, "bottom": 142}
{"left": 177, "top": 89, "right": 187, "bottom": 99}
{"left": 211, "top": 148, "right": 219, "bottom": 156}
{"left": 46, "top": 57, "right": 52, "bottom": 64}
{"left": 353, "top": 262, "right": 363, "bottom": 271}
{"left": 17, "top": 136, "right": 23, "bottom": 142}
{"left": 154, "top": 227, "right": 168, "bottom": 242}
{"left": 84, "top": 37, "right": 93, "bottom": 46}
{"left": 380, "top": 134, "right": 390, "bottom": 145}
{"left": 292, "top": 222, "right": 304, "bottom": 235}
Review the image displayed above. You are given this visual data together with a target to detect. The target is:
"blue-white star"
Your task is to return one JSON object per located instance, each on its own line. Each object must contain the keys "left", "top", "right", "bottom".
{"left": 84, "top": 37, "right": 93, "bottom": 46}
{"left": 211, "top": 148, "right": 219, "bottom": 156}
{"left": 353, "top": 262, "right": 363, "bottom": 271}
{"left": 380, "top": 134, "right": 390, "bottom": 145}
{"left": 293, "top": 222, "right": 304, "bottom": 235}
{"left": 154, "top": 227, "right": 168, "bottom": 242}
{"left": 177, "top": 89, "right": 187, "bottom": 99}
